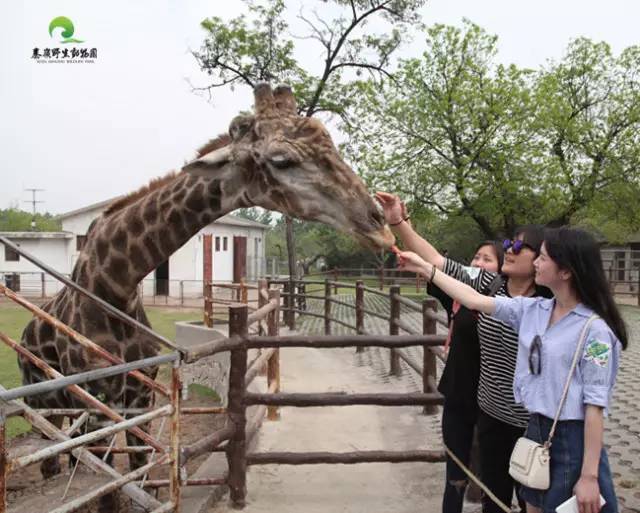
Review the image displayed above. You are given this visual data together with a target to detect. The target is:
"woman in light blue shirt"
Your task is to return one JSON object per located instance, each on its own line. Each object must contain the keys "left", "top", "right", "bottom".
{"left": 396, "top": 226, "right": 628, "bottom": 513}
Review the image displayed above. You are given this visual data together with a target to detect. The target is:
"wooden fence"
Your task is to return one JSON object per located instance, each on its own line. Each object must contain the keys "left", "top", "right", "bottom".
{"left": 186, "top": 277, "right": 448, "bottom": 508}
{"left": 0, "top": 235, "right": 447, "bottom": 512}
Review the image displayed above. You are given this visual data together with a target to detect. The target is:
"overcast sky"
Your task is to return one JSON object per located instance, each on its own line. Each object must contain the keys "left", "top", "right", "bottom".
{"left": 1, "top": 0, "right": 639, "bottom": 215}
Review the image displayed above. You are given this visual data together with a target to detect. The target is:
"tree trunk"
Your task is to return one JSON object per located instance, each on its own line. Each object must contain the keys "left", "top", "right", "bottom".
{"left": 286, "top": 216, "right": 297, "bottom": 279}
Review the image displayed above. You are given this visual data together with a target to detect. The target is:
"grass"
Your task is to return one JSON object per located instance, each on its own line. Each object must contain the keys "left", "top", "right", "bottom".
{"left": 0, "top": 302, "right": 202, "bottom": 437}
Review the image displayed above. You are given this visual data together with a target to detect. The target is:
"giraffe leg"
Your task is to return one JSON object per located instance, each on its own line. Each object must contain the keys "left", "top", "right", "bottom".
{"left": 124, "top": 376, "right": 155, "bottom": 471}
{"left": 41, "top": 414, "right": 65, "bottom": 478}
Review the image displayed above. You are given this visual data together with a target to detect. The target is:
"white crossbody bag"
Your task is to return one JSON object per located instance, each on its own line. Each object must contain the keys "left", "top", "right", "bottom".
{"left": 509, "top": 315, "right": 599, "bottom": 490}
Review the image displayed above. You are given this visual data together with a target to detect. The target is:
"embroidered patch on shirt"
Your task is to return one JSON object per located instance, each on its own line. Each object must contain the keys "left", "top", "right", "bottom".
{"left": 584, "top": 339, "right": 611, "bottom": 367}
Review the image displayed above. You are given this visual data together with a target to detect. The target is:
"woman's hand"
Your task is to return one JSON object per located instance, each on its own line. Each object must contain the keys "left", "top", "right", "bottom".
{"left": 375, "top": 191, "right": 405, "bottom": 225}
{"left": 396, "top": 250, "right": 431, "bottom": 277}
{"left": 574, "top": 474, "right": 602, "bottom": 513}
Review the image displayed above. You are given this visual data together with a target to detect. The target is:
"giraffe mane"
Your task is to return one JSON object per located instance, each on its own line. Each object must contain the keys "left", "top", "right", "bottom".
{"left": 103, "top": 134, "right": 232, "bottom": 216}
{"left": 195, "top": 133, "right": 232, "bottom": 158}
{"left": 104, "top": 172, "right": 179, "bottom": 216}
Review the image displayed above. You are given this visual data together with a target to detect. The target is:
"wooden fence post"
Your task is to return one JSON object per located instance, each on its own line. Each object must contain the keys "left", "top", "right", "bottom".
{"left": 333, "top": 269, "right": 338, "bottom": 294}
{"left": 289, "top": 280, "right": 296, "bottom": 331}
{"left": 324, "top": 279, "right": 332, "bottom": 335}
{"left": 355, "top": 280, "right": 365, "bottom": 353}
{"left": 389, "top": 285, "right": 401, "bottom": 376}
{"left": 282, "top": 281, "right": 292, "bottom": 330}
{"left": 267, "top": 289, "right": 281, "bottom": 421}
{"left": 240, "top": 278, "right": 248, "bottom": 304}
{"left": 257, "top": 279, "right": 268, "bottom": 377}
{"left": 422, "top": 298, "right": 438, "bottom": 415}
{"left": 169, "top": 359, "right": 182, "bottom": 511}
{"left": 257, "top": 279, "right": 268, "bottom": 336}
{"left": 41, "top": 272, "right": 46, "bottom": 298}
{"left": 0, "top": 409, "right": 6, "bottom": 513}
{"left": 226, "top": 305, "right": 248, "bottom": 508}
{"left": 204, "top": 281, "right": 213, "bottom": 328}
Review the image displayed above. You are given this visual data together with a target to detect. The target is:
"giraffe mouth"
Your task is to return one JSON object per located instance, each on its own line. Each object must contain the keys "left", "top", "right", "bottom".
{"left": 356, "top": 226, "right": 395, "bottom": 250}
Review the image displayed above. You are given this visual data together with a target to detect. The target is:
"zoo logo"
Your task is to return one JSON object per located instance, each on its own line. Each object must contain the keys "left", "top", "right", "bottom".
{"left": 48, "top": 16, "right": 84, "bottom": 44}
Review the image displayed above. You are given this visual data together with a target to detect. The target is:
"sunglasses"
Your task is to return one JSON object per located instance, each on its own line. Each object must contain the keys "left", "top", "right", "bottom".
{"left": 503, "top": 239, "right": 535, "bottom": 255}
{"left": 529, "top": 335, "right": 542, "bottom": 375}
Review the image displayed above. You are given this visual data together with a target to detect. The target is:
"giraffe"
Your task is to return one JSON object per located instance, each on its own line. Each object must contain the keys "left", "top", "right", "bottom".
{"left": 18, "top": 83, "right": 394, "bottom": 511}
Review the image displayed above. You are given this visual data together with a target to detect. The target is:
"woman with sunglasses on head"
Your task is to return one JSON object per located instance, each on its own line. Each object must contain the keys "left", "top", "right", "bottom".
{"left": 376, "top": 192, "right": 549, "bottom": 513}
{"left": 429, "top": 240, "right": 504, "bottom": 513}
{"left": 395, "top": 226, "right": 626, "bottom": 513}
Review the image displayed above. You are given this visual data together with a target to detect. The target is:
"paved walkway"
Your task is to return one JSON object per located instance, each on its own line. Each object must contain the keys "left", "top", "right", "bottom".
{"left": 211, "top": 295, "right": 640, "bottom": 513}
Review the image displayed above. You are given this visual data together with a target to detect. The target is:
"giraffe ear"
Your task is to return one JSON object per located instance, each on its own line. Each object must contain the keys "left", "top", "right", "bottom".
{"left": 229, "top": 114, "right": 255, "bottom": 141}
{"left": 182, "top": 146, "right": 232, "bottom": 177}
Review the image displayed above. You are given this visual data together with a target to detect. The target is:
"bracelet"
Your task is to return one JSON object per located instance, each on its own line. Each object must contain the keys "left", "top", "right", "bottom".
{"left": 389, "top": 215, "right": 410, "bottom": 227}
{"left": 428, "top": 265, "right": 437, "bottom": 283}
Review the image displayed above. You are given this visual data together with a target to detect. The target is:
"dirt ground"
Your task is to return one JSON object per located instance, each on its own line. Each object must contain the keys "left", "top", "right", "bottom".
{"left": 6, "top": 383, "right": 225, "bottom": 513}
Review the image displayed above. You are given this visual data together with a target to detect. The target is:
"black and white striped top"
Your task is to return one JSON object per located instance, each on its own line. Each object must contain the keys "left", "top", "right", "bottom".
{"left": 442, "top": 258, "right": 531, "bottom": 428}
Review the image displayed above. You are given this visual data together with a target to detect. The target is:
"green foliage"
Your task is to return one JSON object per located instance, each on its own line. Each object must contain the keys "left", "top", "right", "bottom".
{"left": 344, "top": 22, "right": 640, "bottom": 242}
{"left": 234, "top": 207, "right": 274, "bottom": 226}
{"left": 266, "top": 217, "right": 382, "bottom": 273}
{"left": 0, "top": 209, "right": 61, "bottom": 232}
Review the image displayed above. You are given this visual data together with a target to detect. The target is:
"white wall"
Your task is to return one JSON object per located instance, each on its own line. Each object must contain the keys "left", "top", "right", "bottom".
{"left": 60, "top": 207, "right": 103, "bottom": 267}
{"left": 0, "top": 237, "right": 73, "bottom": 295}
{"left": 61, "top": 207, "right": 268, "bottom": 293}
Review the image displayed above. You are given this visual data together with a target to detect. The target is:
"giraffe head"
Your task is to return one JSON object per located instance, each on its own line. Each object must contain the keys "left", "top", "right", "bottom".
{"left": 183, "top": 83, "right": 394, "bottom": 249}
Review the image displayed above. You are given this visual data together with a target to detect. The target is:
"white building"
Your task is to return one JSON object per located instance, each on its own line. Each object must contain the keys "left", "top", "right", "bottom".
{"left": 0, "top": 197, "right": 270, "bottom": 296}
{"left": 0, "top": 231, "right": 73, "bottom": 296}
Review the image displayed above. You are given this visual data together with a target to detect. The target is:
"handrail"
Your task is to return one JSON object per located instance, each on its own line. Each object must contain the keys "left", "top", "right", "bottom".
{"left": 0, "top": 235, "right": 183, "bottom": 353}
{"left": 247, "top": 299, "right": 278, "bottom": 325}
{"left": 0, "top": 353, "right": 178, "bottom": 402}
{"left": 392, "top": 293, "right": 423, "bottom": 313}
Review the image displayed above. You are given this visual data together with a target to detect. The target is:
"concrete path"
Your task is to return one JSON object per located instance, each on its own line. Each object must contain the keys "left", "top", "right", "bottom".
{"left": 210, "top": 343, "right": 445, "bottom": 513}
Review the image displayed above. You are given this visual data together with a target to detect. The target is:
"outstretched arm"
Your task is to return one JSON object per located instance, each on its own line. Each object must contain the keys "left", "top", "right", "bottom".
{"left": 398, "top": 250, "right": 496, "bottom": 314}
{"left": 376, "top": 192, "right": 446, "bottom": 270}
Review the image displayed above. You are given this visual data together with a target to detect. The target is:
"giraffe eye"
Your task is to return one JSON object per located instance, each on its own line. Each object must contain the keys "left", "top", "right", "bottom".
{"left": 267, "top": 152, "right": 298, "bottom": 169}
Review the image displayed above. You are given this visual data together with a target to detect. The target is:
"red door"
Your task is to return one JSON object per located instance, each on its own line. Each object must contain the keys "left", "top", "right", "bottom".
{"left": 233, "top": 236, "right": 247, "bottom": 283}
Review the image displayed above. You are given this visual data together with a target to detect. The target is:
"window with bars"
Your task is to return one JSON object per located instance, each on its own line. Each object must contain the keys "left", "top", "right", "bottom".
{"left": 76, "top": 235, "right": 87, "bottom": 251}
{"left": 4, "top": 245, "right": 19, "bottom": 262}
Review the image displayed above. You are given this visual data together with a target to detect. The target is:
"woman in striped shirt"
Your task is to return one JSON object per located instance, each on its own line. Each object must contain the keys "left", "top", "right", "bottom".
{"left": 377, "top": 192, "right": 550, "bottom": 512}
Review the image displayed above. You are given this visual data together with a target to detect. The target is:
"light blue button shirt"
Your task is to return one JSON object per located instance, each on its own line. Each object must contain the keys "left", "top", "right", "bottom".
{"left": 493, "top": 296, "right": 620, "bottom": 420}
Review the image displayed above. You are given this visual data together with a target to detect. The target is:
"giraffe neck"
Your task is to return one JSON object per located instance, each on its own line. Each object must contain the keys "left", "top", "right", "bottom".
{"left": 76, "top": 168, "right": 251, "bottom": 305}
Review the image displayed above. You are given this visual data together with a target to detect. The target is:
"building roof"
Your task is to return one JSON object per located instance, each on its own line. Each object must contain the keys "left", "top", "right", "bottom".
{"left": 0, "top": 231, "right": 73, "bottom": 239}
{"left": 215, "top": 214, "right": 270, "bottom": 230}
{"left": 57, "top": 197, "right": 270, "bottom": 230}
{"left": 56, "top": 197, "right": 121, "bottom": 220}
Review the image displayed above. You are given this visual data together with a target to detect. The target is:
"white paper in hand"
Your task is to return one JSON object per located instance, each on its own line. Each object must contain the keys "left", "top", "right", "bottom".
{"left": 555, "top": 494, "right": 606, "bottom": 513}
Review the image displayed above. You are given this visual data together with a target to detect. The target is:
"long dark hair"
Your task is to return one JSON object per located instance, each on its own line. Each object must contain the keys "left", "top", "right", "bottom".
{"left": 544, "top": 226, "right": 628, "bottom": 349}
{"left": 514, "top": 224, "right": 545, "bottom": 256}
{"left": 475, "top": 240, "right": 504, "bottom": 273}
{"left": 513, "top": 224, "right": 553, "bottom": 298}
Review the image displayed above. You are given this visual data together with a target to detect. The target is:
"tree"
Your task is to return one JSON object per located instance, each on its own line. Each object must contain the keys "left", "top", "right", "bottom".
{"left": 344, "top": 22, "right": 640, "bottom": 241}
{"left": 0, "top": 209, "right": 61, "bottom": 232}
{"left": 234, "top": 207, "right": 274, "bottom": 226}
{"left": 192, "top": 0, "right": 426, "bottom": 276}
{"left": 533, "top": 38, "right": 640, "bottom": 239}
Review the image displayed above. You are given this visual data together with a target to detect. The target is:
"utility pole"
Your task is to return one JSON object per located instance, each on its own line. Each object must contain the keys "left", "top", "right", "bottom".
{"left": 24, "top": 188, "right": 45, "bottom": 230}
